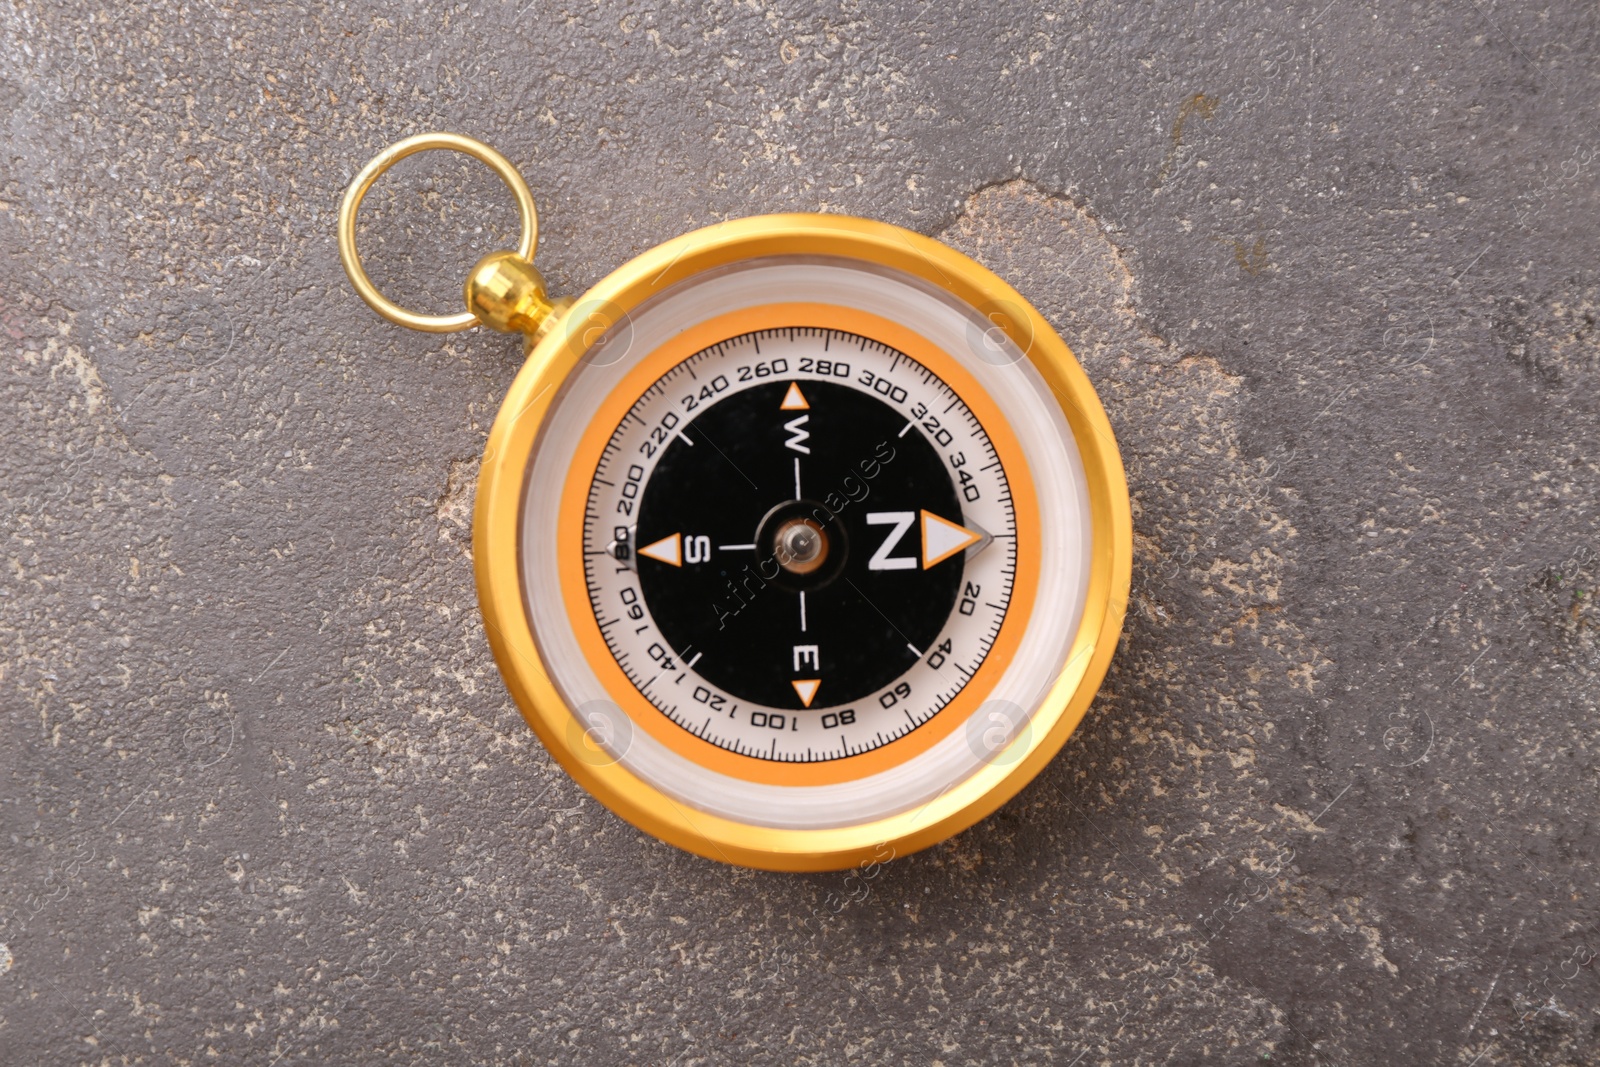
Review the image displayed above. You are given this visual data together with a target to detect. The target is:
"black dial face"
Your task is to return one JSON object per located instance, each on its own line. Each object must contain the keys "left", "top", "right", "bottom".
{"left": 635, "top": 378, "right": 963, "bottom": 709}
{"left": 580, "top": 324, "right": 1019, "bottom": 763}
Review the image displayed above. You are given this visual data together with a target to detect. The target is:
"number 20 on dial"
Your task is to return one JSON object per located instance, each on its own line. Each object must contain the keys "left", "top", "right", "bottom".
{"left": 339, "top": 134, "right": 1131, "bottom": 871}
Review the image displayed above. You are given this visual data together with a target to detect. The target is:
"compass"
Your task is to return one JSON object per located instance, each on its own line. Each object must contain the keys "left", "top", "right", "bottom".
{"left": 339, "top": 134, "right": 1130, "bottom": 871}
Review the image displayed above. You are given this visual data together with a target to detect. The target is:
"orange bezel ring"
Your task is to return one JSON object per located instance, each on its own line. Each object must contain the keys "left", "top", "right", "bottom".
{"left": 556, "top": 303, "right": 1040, "bottom": 787}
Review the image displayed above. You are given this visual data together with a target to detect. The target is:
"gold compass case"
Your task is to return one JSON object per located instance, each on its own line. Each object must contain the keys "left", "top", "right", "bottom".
{"left": 339, "top": 134, "right": 1131, "bottom": 872}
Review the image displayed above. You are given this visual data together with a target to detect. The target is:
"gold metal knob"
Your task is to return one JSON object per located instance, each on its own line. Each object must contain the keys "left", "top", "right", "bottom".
{"left": 464, "top": 251, "right": 573, "bottom": 341}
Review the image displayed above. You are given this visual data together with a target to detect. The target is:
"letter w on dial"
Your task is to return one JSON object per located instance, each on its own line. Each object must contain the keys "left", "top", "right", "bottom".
{"left": 783, "top": 415, "right": 810, "bottom": 454}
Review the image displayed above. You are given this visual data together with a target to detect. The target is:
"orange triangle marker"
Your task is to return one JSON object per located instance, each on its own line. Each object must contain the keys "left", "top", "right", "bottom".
{"left": 779, "top": 382, "right": 809, "bottom": 410}
{"left": 791, "top": 679, "right": 820, "bottom": 707}
{"left": 921, "top": 510, "right": 982, "bottom": 568}
{"left": 638, "top": 533, "right": 682, "bottom": 566}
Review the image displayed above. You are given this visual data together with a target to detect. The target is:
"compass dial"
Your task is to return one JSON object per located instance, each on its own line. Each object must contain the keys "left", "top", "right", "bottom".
{"left": 588, "top": 328, "right": 1014, "bottom": 763}
{"left": 535, "top": 283, "right": 1089, "bottom": 806}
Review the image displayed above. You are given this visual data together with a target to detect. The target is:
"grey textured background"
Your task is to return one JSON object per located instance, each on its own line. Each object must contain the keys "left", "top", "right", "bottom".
{"left": 3, "top": 2, "right": 1598, "bottom": 1064}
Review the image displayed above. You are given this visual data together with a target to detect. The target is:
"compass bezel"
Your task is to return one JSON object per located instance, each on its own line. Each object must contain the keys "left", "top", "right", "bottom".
{"left": 474, "top": 214, "right": 1131, "bottom": 871}
{"left": 556, "top": 303, "right": 1040, "bottom": 786}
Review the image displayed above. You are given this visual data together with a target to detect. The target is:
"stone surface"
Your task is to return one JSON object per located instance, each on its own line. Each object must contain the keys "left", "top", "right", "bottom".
{"left": 2, "top": 2, "right": 1598, "bottom": 1064}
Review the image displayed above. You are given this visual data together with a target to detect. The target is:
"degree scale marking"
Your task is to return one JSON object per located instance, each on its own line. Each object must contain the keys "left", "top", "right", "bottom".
{"left": 579, "top": 327, "right": 1018, "bottom": 764}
